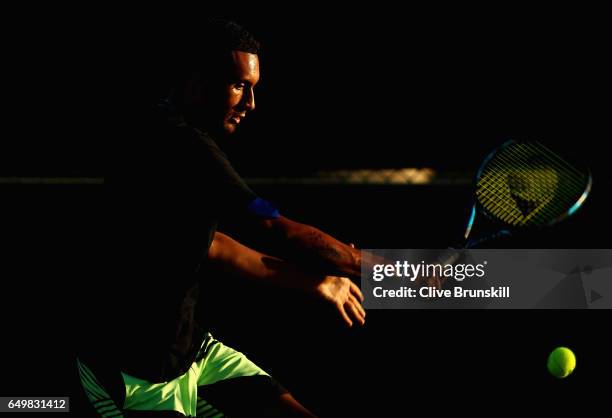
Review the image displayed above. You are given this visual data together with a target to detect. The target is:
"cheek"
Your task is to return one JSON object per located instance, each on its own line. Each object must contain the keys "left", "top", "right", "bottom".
{"left": 225, "top": 89, "right": 242, "bottom": 109}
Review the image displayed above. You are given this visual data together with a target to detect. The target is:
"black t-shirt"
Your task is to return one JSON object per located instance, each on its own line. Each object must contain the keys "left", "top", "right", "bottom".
{"left": 87, "top": 115, "right": 260, "bottom": 382}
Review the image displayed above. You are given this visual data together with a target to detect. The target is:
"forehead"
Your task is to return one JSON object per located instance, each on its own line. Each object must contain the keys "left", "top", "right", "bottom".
{"left": 229, "top": 51, "right": 259, "bottom": 82}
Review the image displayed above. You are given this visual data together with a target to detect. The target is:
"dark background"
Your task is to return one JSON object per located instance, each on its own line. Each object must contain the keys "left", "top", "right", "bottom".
{"left": 2, "top": 5, "right": 611, "bottom": 416}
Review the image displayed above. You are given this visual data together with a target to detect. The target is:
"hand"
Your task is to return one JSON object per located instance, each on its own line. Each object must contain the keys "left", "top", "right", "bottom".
{"left": 415, "top": 274, "right": 445, "bottom": 290}
{"left": 315, "top": 275, "right": 366, "bottom": 327}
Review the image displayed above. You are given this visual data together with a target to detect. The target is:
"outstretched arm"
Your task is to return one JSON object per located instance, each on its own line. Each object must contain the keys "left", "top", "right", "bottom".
{"left": 258, "top": 216, "right": 362, "bottom": 278}
{"left": 208, "top": 231, "right": 365, "bottom": 327}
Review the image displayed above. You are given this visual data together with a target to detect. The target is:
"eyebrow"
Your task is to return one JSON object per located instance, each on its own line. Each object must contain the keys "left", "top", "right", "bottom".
{"left": 235, "top": 78, "right": 258, "bottom": 87}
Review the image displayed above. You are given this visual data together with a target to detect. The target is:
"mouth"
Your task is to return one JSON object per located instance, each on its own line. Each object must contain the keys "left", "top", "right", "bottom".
{"left": 229, "top": 114, "right": 246, "bottom": 124}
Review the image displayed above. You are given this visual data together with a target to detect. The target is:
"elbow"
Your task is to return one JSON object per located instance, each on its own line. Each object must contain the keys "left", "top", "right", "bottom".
{"left": 208, "top": 232, "right": 229, "bottom": 261}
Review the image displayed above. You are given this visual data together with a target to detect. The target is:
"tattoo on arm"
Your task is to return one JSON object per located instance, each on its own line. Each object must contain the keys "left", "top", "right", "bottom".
{"left": 306, "top": 230, "right": 342, "bottom": 260}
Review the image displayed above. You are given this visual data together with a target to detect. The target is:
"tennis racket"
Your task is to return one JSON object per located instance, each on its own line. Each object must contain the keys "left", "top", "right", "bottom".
{"left": 441, "top": 139, "right": 592, "bottom": 265}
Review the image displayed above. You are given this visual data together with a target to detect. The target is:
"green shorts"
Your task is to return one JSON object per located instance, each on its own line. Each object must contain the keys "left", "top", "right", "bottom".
{"left": 78, "top": 333, "right": 286, "bottom": 417}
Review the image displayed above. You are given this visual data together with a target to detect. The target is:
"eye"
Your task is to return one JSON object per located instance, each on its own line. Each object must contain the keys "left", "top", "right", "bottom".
{"left": 233, "top": 82, "right": 245, "bottom": 91}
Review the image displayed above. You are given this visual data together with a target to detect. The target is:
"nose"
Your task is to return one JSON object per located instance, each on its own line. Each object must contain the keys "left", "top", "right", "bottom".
{"left": 244, "top": 87, "right": 255, "bottom": 111}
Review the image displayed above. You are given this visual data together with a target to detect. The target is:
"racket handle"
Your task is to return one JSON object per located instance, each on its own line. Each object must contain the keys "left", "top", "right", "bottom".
{"left": 437, "top": 248, "right": 463, "bottom": 266}
{"left": 437, "top": 230, "right": 512, "bottom": 269}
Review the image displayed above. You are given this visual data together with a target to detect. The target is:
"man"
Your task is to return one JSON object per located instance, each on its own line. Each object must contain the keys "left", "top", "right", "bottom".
{"left": 78, "top": 19, "right": 364, "bottom": 417}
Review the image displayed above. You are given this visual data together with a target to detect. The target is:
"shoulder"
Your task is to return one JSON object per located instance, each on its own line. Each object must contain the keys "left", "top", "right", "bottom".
{"left": 164, "top": 123, "right": 227, "bottom": 162}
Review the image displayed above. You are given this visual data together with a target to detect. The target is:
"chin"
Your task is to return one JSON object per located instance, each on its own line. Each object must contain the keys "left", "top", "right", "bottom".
{"left": 223, "top": 123, "right": 238, "bottom": 135}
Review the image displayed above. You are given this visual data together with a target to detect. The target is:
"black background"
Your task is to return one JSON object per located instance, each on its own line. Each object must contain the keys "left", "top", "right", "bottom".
{"left": 1, "top": 5, "right": 610, "bottom": 416}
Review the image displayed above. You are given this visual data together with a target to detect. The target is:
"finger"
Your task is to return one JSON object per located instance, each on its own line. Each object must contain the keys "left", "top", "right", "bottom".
{"left": 349, "top": 243, "right": 356, "bottom": 249}
{"left": 429, "top": 276, "right": 441, "bottom": 289}
{"left": 337, "top": 302, "right": 353, "bottom": 327}
{"left": 350, "top": 281, "right": 364, "bottom": 302}
{"left": 345, "top": 300, "right": 365, "bottom": 325}
{"left": 349, "top": 294, "right": 366, "bottom": 319}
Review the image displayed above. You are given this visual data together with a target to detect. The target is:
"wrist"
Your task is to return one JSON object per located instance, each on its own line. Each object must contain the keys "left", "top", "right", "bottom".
{"left": 350, "top": 247, "right": 362, "bottom": 275}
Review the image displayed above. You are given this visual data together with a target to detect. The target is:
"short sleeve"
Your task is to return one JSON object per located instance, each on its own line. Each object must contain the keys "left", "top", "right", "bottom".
{"left": 179, "top": 128, "right": 280, "bottom": 220}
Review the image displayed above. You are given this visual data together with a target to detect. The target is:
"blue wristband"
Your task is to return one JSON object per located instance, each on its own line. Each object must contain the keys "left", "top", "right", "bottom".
{"left": 247, "top": 197, "right": 280, "bottom": 219}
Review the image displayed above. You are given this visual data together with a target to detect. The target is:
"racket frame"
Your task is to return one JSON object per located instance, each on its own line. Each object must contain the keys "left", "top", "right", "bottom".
{"left": 463, "top": 139, "right": 592, "bottom": 247}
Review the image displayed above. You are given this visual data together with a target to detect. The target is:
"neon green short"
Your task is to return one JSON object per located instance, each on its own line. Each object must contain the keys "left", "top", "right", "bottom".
{"left": 78, "top": 332, "right": 286, "bottom": 417}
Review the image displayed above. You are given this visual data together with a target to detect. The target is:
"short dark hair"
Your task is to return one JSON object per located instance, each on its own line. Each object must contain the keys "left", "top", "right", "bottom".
{"left": 154, "top": 19, "right": 260, "bottom": 102}
{"left": 203, "top": 18, "right": 260, "bottom": 55}
{"left": 172, "top": 19, "right": 260, "bottom": 86}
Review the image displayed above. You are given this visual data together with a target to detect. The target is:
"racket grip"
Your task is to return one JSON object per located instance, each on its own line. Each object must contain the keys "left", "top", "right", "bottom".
{"left": 437, "top": 248, "right": 463, "bottom": 266}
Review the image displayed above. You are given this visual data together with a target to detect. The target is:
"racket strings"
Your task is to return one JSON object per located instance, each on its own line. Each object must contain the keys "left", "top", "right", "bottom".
{"left": 485, "top": 158, "right": 558, "bottom": 225}
{"left": 478, "top": 147, "right": 545, "bottom": 224}
{"left": 479, "top": 145, "right": 584, "bottom": 225}
{"left": 480, "top": 157, "right": 577, "bottom": 226}
{"left": 476, "top": 142, "right": 588, "bottom": 227}
{"left": 510, "top": 142, "right": 586, "bottom": 192}
{"left": 504, "top": 142, "right": 587, "bottom": 205}
{"left": 488, "top": 151, "right": 583, "bottom": 205}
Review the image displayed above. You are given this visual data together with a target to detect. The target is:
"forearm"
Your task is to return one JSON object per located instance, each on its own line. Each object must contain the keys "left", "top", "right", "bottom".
{"left": 208, "top": 231, "right": 323, "bottom": 293}
{"left": 264, "top": 216, "right": 361, "bottom": 277}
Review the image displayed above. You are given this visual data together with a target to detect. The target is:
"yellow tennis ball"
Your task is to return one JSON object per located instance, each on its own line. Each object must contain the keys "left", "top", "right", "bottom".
{"left": 547, "top": 347, "right": 576, "bottom": 378}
